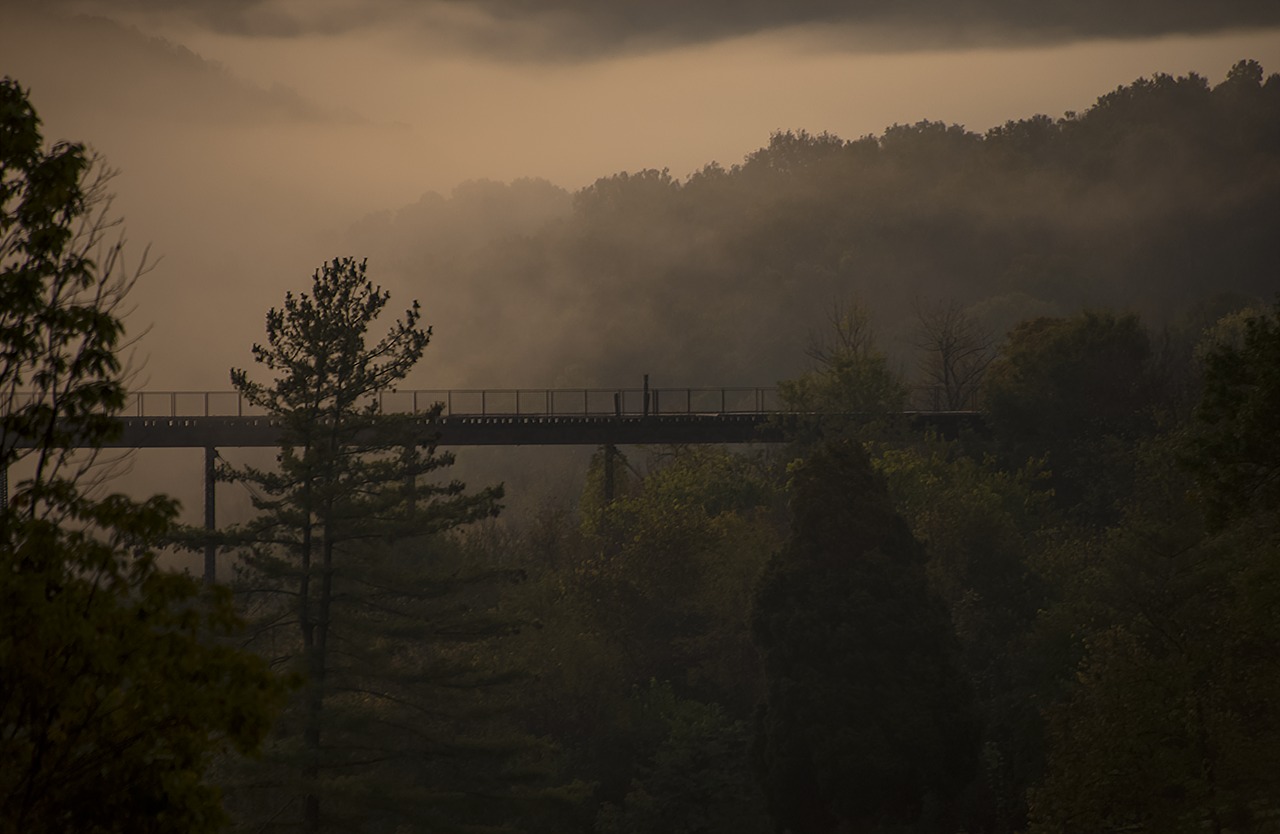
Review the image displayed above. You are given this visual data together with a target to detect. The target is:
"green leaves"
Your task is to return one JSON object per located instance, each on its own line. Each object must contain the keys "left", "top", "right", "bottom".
{"left": 1028, "top": 437, "right": 1280, "bottom": 833}
{"left": 596, "top": 682, "right": 768, "bottom": 834}
{"left": 0, "top": 77, "right": 286, "bottom": 834}
{"left": 221, "top": 257, "right": 517, "bottom": 832}
{"left": 235, "top": 257, "right": 430, "bottom": 419}
{"left": 984, "top": 310, "right": 1156, "bottom": 524}
{"left": 752, "top": 441, "right": 978, "bottom": 833}
{"left": 1, "top": 523, "right": 285, "bottom": 832}
{"left": 778, "top": 298, "right": 907, "bottom": 420}
{"left": 1185, "top": 300, "right": 1280, "bottom": 529}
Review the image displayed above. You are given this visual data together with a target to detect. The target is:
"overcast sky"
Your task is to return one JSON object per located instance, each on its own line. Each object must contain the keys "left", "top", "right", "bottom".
{"left": 1, "top": 1, "right": 1278, "bottom": 390}
{"left": 3, "top": 0, "right": 1277, "bottom": 538}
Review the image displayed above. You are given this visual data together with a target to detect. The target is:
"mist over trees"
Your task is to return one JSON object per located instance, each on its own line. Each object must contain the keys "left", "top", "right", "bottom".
{"left": 6, "top": 55, "right": 1280, "bottom": 834}
{"left": 347, "top": 60, "right": 1279, "bottom": 388}
{"left": 212, "top": 259, "right": 534, "bottom": 832}
{"left": 318, "top": 58, "right": 1280, "bottom": 834}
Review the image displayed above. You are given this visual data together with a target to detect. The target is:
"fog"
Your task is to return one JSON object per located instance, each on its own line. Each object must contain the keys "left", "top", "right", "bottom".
{"left": 4, "top": 7, "right": 1276, "bottom": 385}
{"left": 3, "top": 1, "right": 1278, "bottom": 550}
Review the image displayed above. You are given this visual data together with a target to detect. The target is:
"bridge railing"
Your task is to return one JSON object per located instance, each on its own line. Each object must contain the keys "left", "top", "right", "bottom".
{"left": 115, "top": 388, "right": 789, "bottom": 419}
{"left": 13, "top": 386, "right": 974, "bottom": 419}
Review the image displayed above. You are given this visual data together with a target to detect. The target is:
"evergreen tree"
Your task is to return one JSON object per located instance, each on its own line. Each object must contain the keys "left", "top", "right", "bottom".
{"left": 219, "top": 258, "right": 514, "bottom": 833}
{"left": 595, "top": 681, "right": 771, "bottom": 834}
{"left": 751, "top": 441, "right": 977, "bottom": 834}
{"left": 875, "top": 442, "right": 1051, "bottom": 833}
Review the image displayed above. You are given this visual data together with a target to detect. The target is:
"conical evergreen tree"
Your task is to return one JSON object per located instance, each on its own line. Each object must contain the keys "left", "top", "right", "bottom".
{"left": 217, "top": 258, "right": 536, "bottom": 833}
{"left": 752, "top": 441, "right": 978, "bottom": 833}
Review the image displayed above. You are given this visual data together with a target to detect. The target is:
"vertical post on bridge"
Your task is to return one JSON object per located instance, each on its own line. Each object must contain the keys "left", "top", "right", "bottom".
{"left": 204, "top": 446, "right": 217, "bottom": 585}
{"left": 643, "top": 374, "right": 650, "bottom": 418}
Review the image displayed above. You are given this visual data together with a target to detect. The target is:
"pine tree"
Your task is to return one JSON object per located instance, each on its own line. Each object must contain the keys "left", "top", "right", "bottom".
{"left": 219, "top": 258, "right": 518, "bottom": 832}
{"left": 751, "top": 441, "right": 978, "bottom": 833}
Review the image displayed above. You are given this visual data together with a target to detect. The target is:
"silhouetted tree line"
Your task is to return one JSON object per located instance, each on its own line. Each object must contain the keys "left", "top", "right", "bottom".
{"left": 7, "top": 61, "right": 1280, "bottom": 834}
{"left": 348, "top": 59, "right": 1280, "bottom": 389}
{"left": 477, "top": 298, "right": 1280, "bottom": 834}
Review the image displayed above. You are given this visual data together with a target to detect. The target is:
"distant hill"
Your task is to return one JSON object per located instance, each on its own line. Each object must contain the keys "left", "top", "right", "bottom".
{"left": 347, "top": 61, "right": 1280, "bottom": 387}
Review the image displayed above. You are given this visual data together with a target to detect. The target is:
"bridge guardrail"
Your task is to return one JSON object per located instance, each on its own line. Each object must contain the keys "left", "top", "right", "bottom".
{"left": 111, "top": 388, "right": 789, "bottom": 419}
{"left": 5, "top": 388, "right": 972, "bottom": 419}
{"left": 11, "top": 386, "right": 974, "bottom": 419}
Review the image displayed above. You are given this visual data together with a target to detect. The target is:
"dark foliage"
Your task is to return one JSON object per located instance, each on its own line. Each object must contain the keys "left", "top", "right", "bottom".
{"left": 752, "top": 442, "right": 978, "bottom": 833}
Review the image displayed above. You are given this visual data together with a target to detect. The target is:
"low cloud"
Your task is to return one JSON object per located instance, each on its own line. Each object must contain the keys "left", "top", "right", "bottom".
{"left": 0, "top": 9, "right": 348, "bottom": 125}
{"left": 19, "top": 0, "right": 1280, "bottom": 59}
{"left": 17, "top": 0, "right": 1280, "bottom": 59}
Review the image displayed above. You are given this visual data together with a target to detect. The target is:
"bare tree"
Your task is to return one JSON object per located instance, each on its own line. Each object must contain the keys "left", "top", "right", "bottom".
{"left": 912, "top": 299, "right": 996, "bottom": 410}
{"left": 805, "top": 297, "right": 879, "bottom": 369}
{"left": 780, "top": 297, "right": 907, "bottom": 418}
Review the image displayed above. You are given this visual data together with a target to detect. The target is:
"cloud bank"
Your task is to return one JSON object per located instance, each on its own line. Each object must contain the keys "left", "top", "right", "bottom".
{"left": 25, "top": 0, "right": 1280, "bottom": 58}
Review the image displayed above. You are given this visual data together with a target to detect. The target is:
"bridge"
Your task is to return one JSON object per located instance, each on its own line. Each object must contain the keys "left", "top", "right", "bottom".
{"left": 101, "top": 386, "right": 982, "bottom": 447}
{"left": 10, "top": 384, "right": 984, "bottom": 584}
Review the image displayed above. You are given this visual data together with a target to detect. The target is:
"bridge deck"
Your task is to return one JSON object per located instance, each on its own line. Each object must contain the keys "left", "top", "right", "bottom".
{"left": 12, "top": 387, "right": 986, "bottom": 448}
{"left": 99, "top": 412, "right": 984, "bottom": 447}
{"left": 104, "top": 414, "right": 770, "bottom": 447}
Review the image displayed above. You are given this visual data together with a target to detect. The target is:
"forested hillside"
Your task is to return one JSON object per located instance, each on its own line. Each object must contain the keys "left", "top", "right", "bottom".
{"left": 319, "top": 59, "right": 1280, "bottom": 834}
{"left": 6, "top": 57, "right": 1280, "bottom": 834}
{"left": 349, "top": 59, "right": 1279, "bottom": 387}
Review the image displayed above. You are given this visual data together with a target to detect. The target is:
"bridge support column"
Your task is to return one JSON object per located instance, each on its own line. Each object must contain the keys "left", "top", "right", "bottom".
{"left": 204, "top": 446, "right": 216, "bottom": 585}
{"left": 603, "top": 444, "right": 617, "bottom": 503}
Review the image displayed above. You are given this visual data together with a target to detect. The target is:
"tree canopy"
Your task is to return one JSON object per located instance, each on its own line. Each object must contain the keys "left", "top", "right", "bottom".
{"left": 752, "top": 441, "right": 978, "bottom": 833}
{"left": 0, "top": 76, "right": 284, "bottom": 834}
{"left": 1184, "top": 299, "right": 1280, "bottom": 529}
{"left": 219, "top": 257, "right": 516, "bottom": 833}
{"left": 349, "top": 61, "right": 1280, "bottom": 388}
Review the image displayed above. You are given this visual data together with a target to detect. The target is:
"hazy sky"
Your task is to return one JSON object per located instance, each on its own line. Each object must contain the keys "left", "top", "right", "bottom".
{"left": 1, "top": 1, "right": 1278, "bottom": 390}
{"left": 3, "top": 0, "right": 1277, "bottom": 541}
